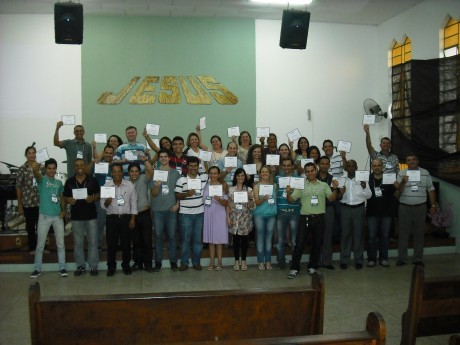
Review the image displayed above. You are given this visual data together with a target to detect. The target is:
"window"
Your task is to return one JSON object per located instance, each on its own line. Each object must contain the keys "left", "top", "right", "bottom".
{"left": 391, "top": 37, "right": 412, "bottom": 137}
{"left": 444, "top": 17, "right": 459, "bottom": 57}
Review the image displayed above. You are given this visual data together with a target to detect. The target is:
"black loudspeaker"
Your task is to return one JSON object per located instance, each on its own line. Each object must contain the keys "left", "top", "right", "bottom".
{"left": 279, "top": 9, "right": 310, "bottom": 49}
{"left": 54, "top": 2, "right": 83, "bottom": 44}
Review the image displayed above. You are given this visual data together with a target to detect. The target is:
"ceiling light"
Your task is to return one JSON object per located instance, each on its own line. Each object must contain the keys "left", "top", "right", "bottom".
{"left": 251, "top": 0, "right": 313, "bottom": 5}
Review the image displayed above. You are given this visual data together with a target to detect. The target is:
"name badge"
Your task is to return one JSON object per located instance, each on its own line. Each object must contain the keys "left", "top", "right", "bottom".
{"left": 411, "top": 184, "right": 419, "bottom": 192}
{"left": 311, "top": 195, "right": 319, "bottom": 206}
{"left": 76, "top": 150, "right": 83, "bottom": 159}
{"left": 205, "top": 196, "right": 212, "bottom": 206}
{"left": 282, "top": 190, "right": 287, "bottom": 198}
{"left": 105, "top": 177, "right": 112, "bottom": 185}
{"left": 385, "top": 162, "right": 392, "bottom": 170}
{"left": 268, "top": 196, "right": 275, "bottom": 205}
{"left": 51, "top": 194, "right": 58, "bottom": 203}
{"left": 176, "top": 167, "right": 182, "bottom": 174}
{"left": 236, "top": 203, "right": 243, "bottom": 210}
{"left": 117, "top": 195, "right": 125, "bottom": 206}
{"left": 161, "top": 185, "right": 169, "bottom": 195}
{"left": 32, "top": 177, "right": 37, "bottom": 187}
{"left": 254, "top": 176, "right": 259, "bottom": 183}
{"left": 375, "top": 187, "right": 383, "bottom": 197}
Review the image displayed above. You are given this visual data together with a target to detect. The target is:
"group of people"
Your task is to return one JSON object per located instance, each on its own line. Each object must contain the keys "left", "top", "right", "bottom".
{"left": 15, "top": 120, "right": 437, "bottom": 279}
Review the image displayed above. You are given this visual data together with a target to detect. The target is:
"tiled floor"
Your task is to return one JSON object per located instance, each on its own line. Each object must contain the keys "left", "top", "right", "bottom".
{"left": 1, "top": 253, "right": 459, "bottom": 345}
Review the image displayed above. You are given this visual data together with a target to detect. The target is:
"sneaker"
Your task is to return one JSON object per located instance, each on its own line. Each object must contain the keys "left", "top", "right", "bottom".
{"left": 380, "top": 260, "right": 389, "bottom": 267}
{"left": 287, "top": 269, "right": 299, "bottom": 279}
{"left": 153, "top": 263, "right": 162, "bottom": 272}
{"left": 90, "top": 268, "right": 99, "bottom": 276}
{"left": 30, "top": 270, "right": 41, "bottom": 279}
{"left": 170, "top": 262, "right": 178, "bottom": 271}
{"left": 74, "top": 265, "right": 86, "bottom": 276}
{"left": 367, "top": 261, "right": 376, "bottom": 267}
{"left": 308, "top": 268, "right": 317, "bottom": 275}
{"left": 59, "top": 269, "right": 68, "bottom": 277}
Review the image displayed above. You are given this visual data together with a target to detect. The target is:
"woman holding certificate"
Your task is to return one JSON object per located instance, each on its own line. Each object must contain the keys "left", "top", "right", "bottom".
{"left": 184, "top": 132, "right": 207, "bottom": 173}
{"left": 227, "top": 168, "right": 255, "bottom": 271}
{"left": 246, "top": 144, "right": 264, "bottom": 185}
{"left": 218, "top": 142, "right": 242, "bottom": 184}
{"left": 253, "top": 166, "right": 277, "bottom": 271}
{"left": 202, "top": 166, "right": 229, "bottom": 271}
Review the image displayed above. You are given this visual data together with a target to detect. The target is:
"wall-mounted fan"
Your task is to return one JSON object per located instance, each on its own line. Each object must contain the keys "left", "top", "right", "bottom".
{"left": 363, "top": 98, "right": 388, "bottom": 122}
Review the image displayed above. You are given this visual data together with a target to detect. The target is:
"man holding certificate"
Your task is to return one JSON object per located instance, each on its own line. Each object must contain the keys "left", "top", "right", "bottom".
{"left": 114, "top": 126, "right": 148, "bottom": 177}
{"left": 396, "top": 153, "right": 436, "bottom": 267}
{"left": 150, "top": 149, "right": 180, "bottom": 272}
{"left": 339, "top": 160, "right": 372, "bottom": 270}
{"left": 100, "top": 163, "right": 137, "bottom": 276}
{"left": 363, "top": 125, "right": 399, "bottom": 174}
{"left": 286, "top": 162, "right": 339, "bottom": 279}
{"left": 175, "top": 156, "right": 208, "bottom": 271}
{"left": 63, "top": 159, "right": 100, "bottom": 276}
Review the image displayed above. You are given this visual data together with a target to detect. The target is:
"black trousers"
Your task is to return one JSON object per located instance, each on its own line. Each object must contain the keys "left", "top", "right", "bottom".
{"left": 132, "top": 210, "right": 153, "bottom": 268}
{"left": 24, "top": 206, "right": 39, "bottom": 251}
{"left": 232, "top": 234, "right": 249, "bottom": 261}
{"left": 290, "top": 214, "right": 324, "bottom": 271}
{"left": 106, "top": 214, "right": 131, "bottom": 270}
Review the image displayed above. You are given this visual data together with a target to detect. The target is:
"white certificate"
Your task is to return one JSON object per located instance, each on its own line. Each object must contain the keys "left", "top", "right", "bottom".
{"left": 259, "top": 184, "right": 273, "bottom": 196}
{"left": 125, "top": 151, "right": 137, "bottom": 161}
{"left": 146, "top": 139, "right": 159, "bottom": 150}
{"left": 233, "top": 191, "right": 248, "bottom": 203}
{"left": 187, "top": 178, "right": 202, "bottom": 190}
{"left": 363, "top": 114, "right": 376, "bottom": 125}
{"left": 199, "top": 150, "right": 212, "bottom": 162}
{"left": 289, "top": 177, "right": 305, "bottom": 190}
{"left": 146, "top": 123, "right": 160, "bottom": 136}
{"left": 199, "top": 116, "right": 206, "bottom": 130}
{"left": 94, "top": 133, "right": 107, "bottom": 144}
{"left": 61, "top": 115, "right": 75, "bottom": 125}
{"left": 332, "top": 177, "right": 345, "bottom": 188}
{"left": 355, "top": 170, "right": 370, "bottom": 182}
{"left": 337, "top": 140, "right": 352, "bottom": 153}
{"left": 95, "top": 162, "right": 109, "bottom": 174}
{"left": 257, "top": 127, "right": 270, "bottom": 138}
{"left": 301, "top": 158, "right": 314, "bottom": 168}
{"left": 36, "top": 147, "right": 49, "bottom": 163}
{"left": 72, "top": 188, "right": 88, "bottom": 200}
{"left": 382, "top": 173, "right": 396, "bottom": 184}
{"left": 243, "top": 164, "right": 257, "bottom": 175}
{"left": 208, "top": 185, "right": 223, "bottom": 197}
{"left": 225, "top": 156, "right": 238, "bottom": 168}
{"left": 406, "top": 170, "right": 421, "bottom": 182}
{"left": 227, "top": 126, "right": 240, "bottom": 137}
{"left": 266, "top": 154, "right": 280, "bottom": 166}
{"left": 154, "top": 170, "right": 168, "bottom": 182}
{"left": 286, "top": 128, "right": 302, "bottom": 142}
{"left": 100, "top": 186, "right": 115, "bottom": 199}
{"left": 277, "top": 177, "right": 290, "bottom": 189}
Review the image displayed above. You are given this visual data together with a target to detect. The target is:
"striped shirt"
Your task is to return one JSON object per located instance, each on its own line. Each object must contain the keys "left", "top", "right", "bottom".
{"left": 175, "top": 173, "right": 208, "bottom": 214}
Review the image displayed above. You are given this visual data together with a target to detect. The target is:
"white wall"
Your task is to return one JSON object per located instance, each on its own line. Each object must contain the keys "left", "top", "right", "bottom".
{"left": 0, "top": 14, "right": 81, "bottom": 173}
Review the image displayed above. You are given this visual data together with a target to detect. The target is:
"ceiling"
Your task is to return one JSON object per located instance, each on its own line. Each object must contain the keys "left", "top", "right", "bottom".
{"left": 0, "top": 0, "right": 426, "bottom": 26}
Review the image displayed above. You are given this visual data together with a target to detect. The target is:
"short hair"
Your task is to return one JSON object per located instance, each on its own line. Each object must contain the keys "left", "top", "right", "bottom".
{"left": 381, "top": 137, "right": 391, "bottom": 143}
{"left": 322, "top": 139, "right": 333, "bottom": 148}
{"left": 103, "top": 145, "right": 114, "bottom": 153}
{"left": 158, "top": 149, "right": 170, "bottom": 157}
{"left": 405, "top": 152, "right": 418, "bottom": 160}
{"left": 281, "top": 157, "right": 294, "bottom": 166}
{"left": 187, "top": 156, "right": 199, "bottom": 165}
{"left": 186, "top": 132, "right": 199, "bottom": 147}
{"left": 111, "top": 162, "right": 123, "bottom": 172}
{"left": 304, "top": 162, "right": 316, "bottom": 170}
{"left": 74, "top": 125, "right": 84, "bottom": 131}
{"left": 125, "top": 126, "right": 137, "bottom": 132}
{"left": 128, "top": 162, "right": 141, "bottom": 172}
{"left": 172, "top": 136, "right": 184, "bottom": 144}
{"left": 74, "top": 158, "right": 85, "bottom": 165}
{"left": 319, "top": 155, "right": 330, "bottom": 163}
{"left": 45, "top": 158, "right": 57, "bottom": 168}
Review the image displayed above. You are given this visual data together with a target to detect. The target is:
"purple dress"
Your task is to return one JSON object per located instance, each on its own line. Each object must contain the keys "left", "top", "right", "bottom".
{"left": 203, "top": 184, "right": 228, "bottom": 244}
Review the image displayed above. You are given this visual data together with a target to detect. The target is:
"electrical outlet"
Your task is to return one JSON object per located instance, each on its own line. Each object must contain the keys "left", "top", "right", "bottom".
{"left": 15, "top": 237, "right": 21, "bottom": 247}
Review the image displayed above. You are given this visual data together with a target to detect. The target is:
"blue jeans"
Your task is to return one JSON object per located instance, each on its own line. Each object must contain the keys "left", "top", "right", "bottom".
{"left": 95, "top": 202, "right": 106, "bottom": 247}
{"left": 366, "top": 216, "right": 391, "bottom": 262}
{"left": 34, "top": 214, "right": 66, "bottom": 271}
{"left": 72, "top": 219, "right": 99, "bottom": 269}
{"left": 154, "top": 210, "right": 178, "bottom": 264}
{"left": 276, "top": 211, "right": 299, "bottom": 264}
{"left": 254, "top": 215, "right": 276, "bottom": 263}
{"left": 179, "top": 213, "right": 204, "bottom": 266}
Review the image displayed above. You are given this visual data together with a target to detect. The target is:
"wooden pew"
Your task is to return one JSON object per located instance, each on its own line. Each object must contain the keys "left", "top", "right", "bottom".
{"left": 450, "top": 335, "right": 460, "bottom": 345}
{"left": 29, "top": 272, "right": 326, "bottom": 345}
{"left": 400, "top": 265, "right": 460, "bottom": 345}
{"left": 162, "top": 311, "right": 386, "bottom": 345}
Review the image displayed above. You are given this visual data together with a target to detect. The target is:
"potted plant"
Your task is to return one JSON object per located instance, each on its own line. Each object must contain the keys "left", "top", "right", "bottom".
{"left": 429, "top": 202, "right": 453, "bottom": 238}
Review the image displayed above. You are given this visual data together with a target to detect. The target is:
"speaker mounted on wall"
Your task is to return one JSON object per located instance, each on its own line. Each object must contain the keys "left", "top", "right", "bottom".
{"left": 279, "top": 9, "right": 310, "bottom": 50}
{"left": 54, "top": 2, "right": 83, "bottom": 45}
